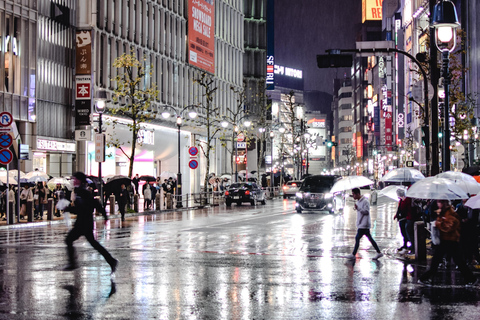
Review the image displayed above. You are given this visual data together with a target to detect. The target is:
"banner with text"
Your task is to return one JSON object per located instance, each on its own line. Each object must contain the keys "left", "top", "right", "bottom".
{"left": 188, "top": 0, "right": 215, "bottom": 74}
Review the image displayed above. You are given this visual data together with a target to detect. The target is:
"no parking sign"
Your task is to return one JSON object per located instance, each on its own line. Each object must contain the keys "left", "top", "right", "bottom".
{"left": 189, "top": 159, "right": 198, "bottom": 169}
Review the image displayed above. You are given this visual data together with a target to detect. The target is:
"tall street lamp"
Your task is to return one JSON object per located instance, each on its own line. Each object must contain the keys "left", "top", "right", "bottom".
{"left": 161, "top": 106, "right": 198, "bottom": 208}
{"left": 270, "top": 131, "right": 274, "bottom": 190}
{"left": 95, "top": 90, "right": 107, "bottom": 205}
{"left": 432, "top": 0, "right": 460, "bottom": 172}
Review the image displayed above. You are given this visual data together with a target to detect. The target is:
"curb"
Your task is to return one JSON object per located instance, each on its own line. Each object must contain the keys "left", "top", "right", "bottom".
{"left": 0, "top": 203, "right": 221, "bottom": 230}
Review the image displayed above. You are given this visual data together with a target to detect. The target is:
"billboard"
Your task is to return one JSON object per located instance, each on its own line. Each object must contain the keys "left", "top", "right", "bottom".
{"left": 188, "top": 0, "right": 215, "bottom": 74}
{"left": 362, "top": 0, "right": 383, "bottom": 23}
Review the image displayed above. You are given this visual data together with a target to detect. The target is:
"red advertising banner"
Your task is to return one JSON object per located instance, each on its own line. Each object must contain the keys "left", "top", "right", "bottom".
{"left": 385, "top": 111, "right": 393, "bottom": 151}
{"left": 188, "top": 0, "right": 215, "bottom": 74}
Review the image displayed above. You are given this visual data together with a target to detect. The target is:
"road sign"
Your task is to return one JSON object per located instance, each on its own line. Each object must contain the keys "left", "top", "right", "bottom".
{"left": 189, "top": 146, "right": 199, "bottom": 156}
{"left": 0, "top": 112, "right": 13, "bottom": 127}
{"left": 189, "top": 159, "right": 198, "bottom": 169}
{"left": 0, "top": 133, "right": 13, "bottom": 148}
{"left": 237, "top": 133, "right": 245, "bottom": 142}
{"left": 0, "top": 149, "right": 13, "bottom": 165}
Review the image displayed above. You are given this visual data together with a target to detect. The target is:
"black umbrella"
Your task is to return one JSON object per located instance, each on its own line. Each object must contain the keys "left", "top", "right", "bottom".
{"left": 86, "top": 175, "right": 101, "bottom": 189}
{"left": 139, "top": 175, "right": 156, "bottom": 182}
{"left": 104, "top": 176, "right": 132, "bottom": 196}
{"left": 463, "top": 166, "right": 480, "bottom": 176}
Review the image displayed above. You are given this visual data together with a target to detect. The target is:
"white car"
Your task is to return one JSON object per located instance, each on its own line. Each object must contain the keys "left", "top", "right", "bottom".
{"left": 283, "top": 180, "right": 302, "bottom": 199}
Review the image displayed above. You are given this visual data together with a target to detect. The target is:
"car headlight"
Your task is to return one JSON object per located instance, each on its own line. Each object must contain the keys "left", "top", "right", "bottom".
{"left": 296, "top": 192, "right": 303, "bottom": 198}
{"left": 324, "top": 193, "right": 333, "bottom": 199}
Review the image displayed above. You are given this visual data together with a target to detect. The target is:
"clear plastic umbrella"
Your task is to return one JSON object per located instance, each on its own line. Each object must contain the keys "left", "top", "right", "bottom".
{"left": 330, "top": 176, "right": 374, "bottom": 194}
{"left": 47, "top": 177, "right": 74, "bottom": 191}
{"left": 436, "top": 171, "right": 480, "bottom": 195}
{"left": 25, "top": 170, "right": 49, "bottom": 180}
{"left": 465, "top": 194, "right": 480, "bottom": 209}
{"left": 377, "top": 185, "right": 407, "bottom": 201}
{"left": 380, "top": 168, "right": 425, "bottom": 183}
{"left": 406, "top": 177, "right": 469, "bottom": 200}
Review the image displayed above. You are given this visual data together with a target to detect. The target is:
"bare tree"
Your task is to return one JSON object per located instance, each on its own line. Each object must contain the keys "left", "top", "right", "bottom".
{"left": 109, "top": 52, "right": 159, "bottom": 178}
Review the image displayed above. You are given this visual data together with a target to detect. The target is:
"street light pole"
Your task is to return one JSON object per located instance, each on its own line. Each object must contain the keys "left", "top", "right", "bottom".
{"left": 270, "top": 131, "right": 274, "bottom": 190}
{"left": 235, "top": 126, "right": 239, "bottom": 182}
{"left": 95, "top": 90, "right": 107, "bottom": 206}
{"left": 176, "top": 116, "right": 183, "bottom": 208}
{"left": 442, "top": 51, "right": 451, "bottom": 171}
{"left": 161, "top": 105, "right": 197, "bottom": 208}
{"left": 431, "top": 0, "right": 460, "bottom": 172}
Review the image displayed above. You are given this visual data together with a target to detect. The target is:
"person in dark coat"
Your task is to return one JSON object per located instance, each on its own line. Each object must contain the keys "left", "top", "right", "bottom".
{"left": 62, "top": 172, "right": 118, "bottom": 273}
{"left": 132, "top": 174, "right": 140, "bottom": 194}
{"left": 117, "top": 184, "right": 129, "bottom": 221}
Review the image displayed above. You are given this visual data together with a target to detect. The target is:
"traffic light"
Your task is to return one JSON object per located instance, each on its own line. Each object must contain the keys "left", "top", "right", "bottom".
{"left": 302, "top": 159, "right": 306, "bottom": 167}
{"left": 421, "top": 125, "right": 429, "bottom": 146}
{"left": 317, "top": 54, "right": 353, "bottom": 68}
{"left": 326, "top": 141, "right": 333, "bottom": 148}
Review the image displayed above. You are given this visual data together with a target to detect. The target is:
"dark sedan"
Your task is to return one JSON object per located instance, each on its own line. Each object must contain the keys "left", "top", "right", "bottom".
{"left": 225, "top": 182, "right": 267, "bottom": 206}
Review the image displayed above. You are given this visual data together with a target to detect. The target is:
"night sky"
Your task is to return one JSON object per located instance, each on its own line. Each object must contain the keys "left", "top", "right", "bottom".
{"left": 274, "top": 0, "right": 362, "bottom": 95}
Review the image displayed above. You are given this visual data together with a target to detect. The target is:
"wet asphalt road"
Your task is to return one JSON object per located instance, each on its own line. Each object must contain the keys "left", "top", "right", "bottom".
{"left": 1, "top": 198, "right": 480, "bottom": 320}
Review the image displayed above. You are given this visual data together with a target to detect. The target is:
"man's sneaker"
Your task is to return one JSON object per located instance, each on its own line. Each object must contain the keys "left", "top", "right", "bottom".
{"left": 345, "top": 254, "right": 356, "bottom": 260}
{"left": 373, "top": 252, "right": 384, "bottom": 260}
{"left": 465, "top": 278, "right": 480, "bottom": 287}
{"left": 110, "top": 259, "right": 119, "bottom": 274}
{"left": 418, "top": 278, "right": 432, "bottom": 286}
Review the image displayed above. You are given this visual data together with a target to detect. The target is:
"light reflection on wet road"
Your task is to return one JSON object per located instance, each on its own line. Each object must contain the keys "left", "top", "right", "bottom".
{"left": 1, "top": 198, "right": 480, "bottom": 319}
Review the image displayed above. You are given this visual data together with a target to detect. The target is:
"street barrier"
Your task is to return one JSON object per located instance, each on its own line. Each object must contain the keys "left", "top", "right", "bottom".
{"left": 109, "top": 195, "right": 115, "bottom": 217}
{"left": 26, "top": 200, "right": 34, "bottom": 222}
{"left": 134, "top": 194, "right": 139, "bottom": 212}
{"left": 414, "top": 221, "right": 427, "bottom": 261}
{"left": 8, "top": 201, "right": 14, "bottom": 224}
{"left": 46, "top": 198, "right": 54, "bottom": 220}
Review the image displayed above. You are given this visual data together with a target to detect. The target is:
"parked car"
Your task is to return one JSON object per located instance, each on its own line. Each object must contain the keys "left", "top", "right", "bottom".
{"left": 225, "top": 182, "right": 267, "bottom": 206}
{"left": 295, "top": 175, "right": 342, "bottom": 214}
{"left": 282, "top": 180, "right": 303, "bottom": 199}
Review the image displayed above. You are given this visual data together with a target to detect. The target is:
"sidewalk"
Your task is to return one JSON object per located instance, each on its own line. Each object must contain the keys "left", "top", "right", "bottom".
{"left": 0, "top": 197, "right": 222, "bottom": 229}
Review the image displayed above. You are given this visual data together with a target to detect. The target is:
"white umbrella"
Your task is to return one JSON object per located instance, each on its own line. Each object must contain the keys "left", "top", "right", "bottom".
{"left": 160, "top": 171, "right": 176, "bottom": 179}
{"left": 406, "top": 177, "right": 469, "bottom": 200}
{"left": 47, "top": 177, "right": 73, "bottom": 191}
{"left": 380, "top": 168, "right": 425, "bottom": 183}
{"left": 0, "top": 175, "right": 17, "bottom": 185}
{"left": 25, "top": 170, "right": 49, "bottom": 180}
{"left": 436, "top": 171, "right": 480, "bottom": 195}
{"left": 220, "top": 174, "right": 232, "bottom": 180}
{"left": 465, "top": 194, "right": 480, "bottom": 209}
{"left": 378, "top": 185, "right": 407, "bottom": 201}
{"left": 330, "top": 176, "right": 374, "bottom": 194}
{"left": 0, "top": 170, "right": 26, "bottom": 180}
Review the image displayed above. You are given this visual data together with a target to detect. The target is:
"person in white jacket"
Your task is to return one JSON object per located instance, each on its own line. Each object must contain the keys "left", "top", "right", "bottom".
{"left": 346, "top": 187, "right": 383, "bottom": 260}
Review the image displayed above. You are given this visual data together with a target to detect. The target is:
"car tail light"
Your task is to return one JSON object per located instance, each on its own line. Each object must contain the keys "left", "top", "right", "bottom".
{"left": 245, "top": 190, "right": 250, "bottom": 195}
{"left": 283, "top": 186, "right": 288, "bottom": 190}
{"left": 225, "top": 191, "right": 229, "bottom": 196}
{"left": 291, "top": 183, "right": 297, "bottom": 187}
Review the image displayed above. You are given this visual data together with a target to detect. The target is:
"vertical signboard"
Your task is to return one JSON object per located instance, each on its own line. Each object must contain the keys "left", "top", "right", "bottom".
{"left": 188, "top": 0, "right": 215, "bottom": 74}
{"left": 75, "top": 30, "right": 93, "bottom": 127}
{"left": 266, "top": 0, "right": 275, "bottom": 90}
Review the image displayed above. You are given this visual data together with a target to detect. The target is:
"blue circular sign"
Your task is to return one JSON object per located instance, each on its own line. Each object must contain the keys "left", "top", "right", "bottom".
{"left": 189, "top": 146, "right": 198, "bottom": 156}
{"left": 0, "top": 149, "right": 13, "bottom": 165}
{"left": 189, "top": 159, "right": 198, "bottom": 169}
{"left": 0, "top": 133, "right": 13, "bottom": 148}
